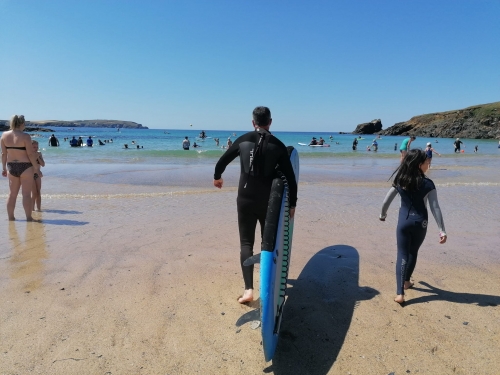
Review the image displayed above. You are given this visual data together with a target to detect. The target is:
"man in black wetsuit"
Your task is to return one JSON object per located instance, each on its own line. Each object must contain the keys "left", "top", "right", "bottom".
{"left": 213, "top": 106, "right": 298, "bottom": 304}
{"left": 48, "top": 134, "right": 59, "bottom": 147}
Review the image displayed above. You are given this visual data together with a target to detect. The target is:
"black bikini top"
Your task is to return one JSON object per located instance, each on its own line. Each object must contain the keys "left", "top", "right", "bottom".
{"left": 6, "top": 146, "right": 26, "bottom": 150}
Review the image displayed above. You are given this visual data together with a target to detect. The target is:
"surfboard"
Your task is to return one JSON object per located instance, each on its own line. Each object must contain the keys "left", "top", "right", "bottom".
{"left": 260, "top": 146, "right": 299, "bottom": 362}
{"left": 297, "top": 143, "right": 330, "bottom": 147}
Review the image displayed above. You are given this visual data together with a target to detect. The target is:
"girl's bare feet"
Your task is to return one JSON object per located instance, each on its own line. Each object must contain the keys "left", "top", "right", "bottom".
{"left": 237, "top": 289, "right": 254, "bottom": 304}
{"left": 394, "top": 295, "right": 405, "bottom": 304}
{"left": 404, "top": 281, "right": 414, "bottom": 290}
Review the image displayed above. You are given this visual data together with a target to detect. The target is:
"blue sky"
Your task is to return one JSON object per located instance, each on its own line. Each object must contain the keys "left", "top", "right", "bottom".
{"left": 1, "top": 1, "right": 499, "bottom": 131}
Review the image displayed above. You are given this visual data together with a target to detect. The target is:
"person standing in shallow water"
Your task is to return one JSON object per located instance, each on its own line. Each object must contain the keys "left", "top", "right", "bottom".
{"left": 48, "top": 134, "right": 59, "bottom": 147}
{"left": 1, "top": 115, "right": 41, "bottom": 221}
{"left": 31, "top": 140, "right": 45, "bottom": 212}
{"left": 379, "top": 149, "right": 447, "bottom": 304}
{"left": 399, "top": 136, "right": 415, "bottom": 162}
{"left": 213, "top": 106, "right": 298, "bottom": 304}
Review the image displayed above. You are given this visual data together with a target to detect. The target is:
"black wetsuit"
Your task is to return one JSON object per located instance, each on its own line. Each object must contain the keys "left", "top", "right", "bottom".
{"left": 380, "top": 178, "right": 446, "bottom": 296}
{"left": 214, "top": 128, "right": 298, "bottom": 289}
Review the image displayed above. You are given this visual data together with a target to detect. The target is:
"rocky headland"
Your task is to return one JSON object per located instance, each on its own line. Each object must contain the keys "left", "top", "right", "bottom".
{"left": 0, "top": 119, "right": 148, "bottom": 132}
{"left": 352, "top": 119, "right": 382, "bottom": 134}
{"left": 354, "top": 101, "right": 500, "bottom": 139}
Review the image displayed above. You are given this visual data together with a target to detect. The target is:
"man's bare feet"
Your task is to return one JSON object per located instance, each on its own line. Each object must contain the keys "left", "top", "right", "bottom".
{"left": 237, "top": 289, "right": 254, "bottom": 304}
{"left": 394, "top": 295, "right": 405, "bottom": 304}
{"left": 404, "top": 281, "right": 414, "bottom": 290}
{"left": 8, "top": 216, "right": 16, "bottom": 221}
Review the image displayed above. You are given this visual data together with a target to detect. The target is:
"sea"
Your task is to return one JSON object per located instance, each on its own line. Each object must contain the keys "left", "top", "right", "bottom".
{"left": 10, "top": 127, "right": 500, "bottom": 192}
{"left": 30, "top": 128, "right": 500, "bottom": 162}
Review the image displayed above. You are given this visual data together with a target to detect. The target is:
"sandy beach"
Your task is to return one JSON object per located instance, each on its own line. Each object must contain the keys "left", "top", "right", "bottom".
{"left": 1, "top": 155, "right": 499, "bottom": 375}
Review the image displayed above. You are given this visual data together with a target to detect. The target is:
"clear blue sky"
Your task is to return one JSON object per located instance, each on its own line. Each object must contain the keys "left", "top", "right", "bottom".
{"left": 1, "top": 0, "right": 499, "bottom": 131}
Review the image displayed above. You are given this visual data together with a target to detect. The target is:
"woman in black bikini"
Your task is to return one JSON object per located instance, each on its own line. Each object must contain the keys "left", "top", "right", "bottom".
{"left": 1, "top": 115, "right": 41, "bottom": 221}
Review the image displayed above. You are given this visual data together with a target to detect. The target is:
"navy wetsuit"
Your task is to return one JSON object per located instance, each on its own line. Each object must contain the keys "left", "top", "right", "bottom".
{"left": 380, "top": 178, "right": 446, "bottom": 295}
{"left": 214, "top": 128, "right": 298, "bottom": 289}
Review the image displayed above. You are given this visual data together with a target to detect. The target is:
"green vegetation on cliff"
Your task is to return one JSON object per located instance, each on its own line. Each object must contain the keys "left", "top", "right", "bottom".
{"left": 379, "top": 101, "right": 500, "bottom": 139}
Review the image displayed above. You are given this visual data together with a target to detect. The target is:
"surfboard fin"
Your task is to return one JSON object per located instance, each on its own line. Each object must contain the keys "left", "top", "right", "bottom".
{"left": 243, "top": 253, "right": 261, "bottom": 266}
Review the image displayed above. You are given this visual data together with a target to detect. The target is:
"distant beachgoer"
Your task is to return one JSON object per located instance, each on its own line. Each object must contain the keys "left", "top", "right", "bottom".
{"left": 317, "top": 137, "right": 325, "bottom": 145}
{"left": 214, "top": 138, "right": 220, "bottom": 147}
{"left": 87, "top": 136, "right": 93, "bottom": 147}
{"left": 329, "top": 135, "right": 333, "bottom": 140}
{"left": 98, "top": 139, "right": 105, "bottom": 146}
{"left": 425, "top": 142, "right": 441, "bottom": 168}
{"left": 309, "top": 137, "right": 318, "bottom": 146}
{"left": 399, "top": 136, "right": 416, "bottom": 162}
{"left": 183, "top": 136, "right": 190, "bottom": 150}
{"left": 48, "top": 134, "right": 59, "bottom": 147}
{"left": 474, "top": 145, "right": 478, "bottom": 153}
{"left": 394, "top": 143, "right": 398, "bottom": 151}
{"left": 227, "top": 138, "right": 233, "bottom": 148}
{"left": 70, "top": 136, "right": 78, "bottom": 147}
{"left": 193, "top": 142, "right": 201, "bottom": 148}
{"left": 498, "top": 140, "right": 500, "bottom": 148}
{"left": 1, "top": 115, "right": 41, "bottom": 221}
{"left": 31, "top": 140, "right": 45, "bottom": 211}
{"left": 124, "top": 144, "right": 129, "bottom": 149}
{"left": 366, "top": 146, "right": 371, "bottom": 151}
{"left": 372, "top": 139, "right": 378, "bottom": 152}
{"left": 453, "top": 138, "right": 464, "bottom": 153}
{"left": 352, "top": 138, "right": 358, "bottom": 151}
{"left": 77, "top": 137, "right": 83, "bottom": 147}
{"left": 380, "top": 149, "right": 447, "bottom": 305}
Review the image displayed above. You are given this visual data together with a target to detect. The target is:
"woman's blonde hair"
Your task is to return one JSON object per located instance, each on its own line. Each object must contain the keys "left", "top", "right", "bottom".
{"left": 10, "top": 115, "right": 25, "bottom": 130}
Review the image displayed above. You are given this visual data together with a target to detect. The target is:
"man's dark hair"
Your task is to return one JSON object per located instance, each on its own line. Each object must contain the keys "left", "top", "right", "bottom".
{"left": 252, "top": 106, "right": 271, "bottom": 127}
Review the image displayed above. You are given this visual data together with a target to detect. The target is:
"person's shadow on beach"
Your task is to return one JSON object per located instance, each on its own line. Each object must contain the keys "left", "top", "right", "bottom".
{"left": 405, "top": 281, "right": 500, "bottom": 307}
{"left": 265, "top": 245, "right": 379, "bottom": 375}
{"left": 38, "top": 219, "right": 89, "bottom": 226}
{"left": 42, "top": 209, "right": 83, "bottom": 215}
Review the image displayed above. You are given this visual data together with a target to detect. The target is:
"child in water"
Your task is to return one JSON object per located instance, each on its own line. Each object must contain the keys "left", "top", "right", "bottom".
{"left": 31, "top": 140, "right": 45, "bottom": 211}
{"left": 379, "top": 149, "right": 447, "bottom": 304}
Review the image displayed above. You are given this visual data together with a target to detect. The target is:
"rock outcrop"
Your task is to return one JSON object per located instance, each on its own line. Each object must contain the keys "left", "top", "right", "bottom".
{"left": 0, "top": 119, "right": 148, "bottom": 131}
{"left": 353, "top": 119, "right": 382, "bottom": 134}
{"left": 379, "top": 102, "right": 500, "bottom": 139}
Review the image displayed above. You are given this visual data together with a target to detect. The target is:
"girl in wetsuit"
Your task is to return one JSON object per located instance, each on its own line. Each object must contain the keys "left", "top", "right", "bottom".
{"left": 380, "top": 149, "right": 447, "bottom": 304}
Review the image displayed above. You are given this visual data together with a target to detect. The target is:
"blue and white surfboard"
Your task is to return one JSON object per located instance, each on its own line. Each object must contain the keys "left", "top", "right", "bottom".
{"left": 260, "top": 146, "right": 299, "bottom": 362}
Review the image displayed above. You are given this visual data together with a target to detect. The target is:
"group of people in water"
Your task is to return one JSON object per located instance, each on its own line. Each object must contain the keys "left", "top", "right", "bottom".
{"left": 50, "top": 134, "right": 115, "bottom": 148}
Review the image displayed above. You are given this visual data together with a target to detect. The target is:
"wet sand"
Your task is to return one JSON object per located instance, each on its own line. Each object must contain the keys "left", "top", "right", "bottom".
{"left": 0, "top": 156, "right": 499, "bottom": 374}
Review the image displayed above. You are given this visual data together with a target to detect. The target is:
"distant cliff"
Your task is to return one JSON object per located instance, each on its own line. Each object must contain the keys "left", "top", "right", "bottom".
{"left": 379, "top": 102, "right": 500, "bottom": 139}
{"left": 353, "top": 119, "right": 383, "bottom": 134}
{"left": 0, "top": 119, "right": 148, "bottom": 131}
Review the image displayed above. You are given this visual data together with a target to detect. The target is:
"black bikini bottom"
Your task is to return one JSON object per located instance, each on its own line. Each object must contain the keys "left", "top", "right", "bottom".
{"left": 7, "top": 162, "right": 33, "bottom": 177}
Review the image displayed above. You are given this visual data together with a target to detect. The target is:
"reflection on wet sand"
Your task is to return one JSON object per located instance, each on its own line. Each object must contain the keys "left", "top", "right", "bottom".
{"left": 9, "top": 222, "right": 48, "bottom": 291}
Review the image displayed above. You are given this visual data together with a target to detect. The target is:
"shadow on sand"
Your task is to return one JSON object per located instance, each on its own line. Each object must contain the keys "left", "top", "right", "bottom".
{"left": 41, "top": 209, "right": 83, "bottom": 215}
{"left": 405, "top": 281, "right": 500, "bottom": 307}
{"left": 38, "top": 219, "right": 89, "bottom": 226}
{"left": 260, "top": 245, "right": 379, "bottom": 374}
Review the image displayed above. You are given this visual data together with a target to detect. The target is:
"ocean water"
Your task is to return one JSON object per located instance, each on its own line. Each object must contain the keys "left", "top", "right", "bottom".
{"left": 28, "top": 128, "right": 500, "bottom": 164}
{"left": 4, "top": 127, "right": 498, "bottom": 190}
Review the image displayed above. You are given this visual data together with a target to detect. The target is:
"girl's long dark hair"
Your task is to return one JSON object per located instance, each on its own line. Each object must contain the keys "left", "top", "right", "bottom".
{"left": 389, "top": 149, "right": 428, "bottom": 192}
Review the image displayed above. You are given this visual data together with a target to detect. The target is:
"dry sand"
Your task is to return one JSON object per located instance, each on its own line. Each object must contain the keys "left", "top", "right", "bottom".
{"left": 1, "top": 159, "right": 499, "bottom": 375}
